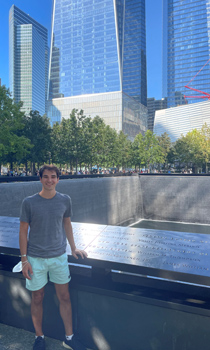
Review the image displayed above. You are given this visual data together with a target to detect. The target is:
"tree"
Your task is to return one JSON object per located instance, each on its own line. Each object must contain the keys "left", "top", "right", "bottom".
{"left": 116, "top": 131, "right": 132, "bottom": 170}
{"left": 173, "top": 136, "right": 191, "bottom": 165}
{"left": 102, "top": 125, "right": 118, "bottom": 168}
{"left": 174, "top": 130, "right": 204, "bottom": 172}
{"left": 132, "top": 133, "right": 144, "bottom": 169}
{"left": 65, "top": 109, "right": 82, "bottom": 172}
{"left": 157, "top": 132, "right": 172, "bottom": 168}
{"left": 199, "top": 123, "right": 210, "bottom": 172}
{"left": 90, "top": 116, "right": 107, "bottom": 170}
{"left": 51, "top": 121, "right": 66, "bottom": 167}
{"left": 80, "top": 116, "right": 93, "bottom": 169}
{"left": 0, "top": 85, "right": 31, "bottom": 170}
{"left": 167, "top": 146, "right": 176, "bottom": 166}
{"left": 141, "top": 130, "right": 164, "bottom": 171}
{"left": 22, "top": 110, "right": 52, "bottom": 173}
{"left": 56, "top": 109, "right": 90, "bottom": 172}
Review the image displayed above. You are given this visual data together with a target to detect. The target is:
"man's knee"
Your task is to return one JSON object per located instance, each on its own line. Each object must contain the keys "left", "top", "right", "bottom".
{"left": 32, "top": 289, "right": 45, "bottom": 305}
{"left": 56, "top": 287, "right": 70, "bottom": 304}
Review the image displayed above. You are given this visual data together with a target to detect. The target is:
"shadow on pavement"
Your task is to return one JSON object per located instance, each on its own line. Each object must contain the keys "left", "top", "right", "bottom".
{"left": 0, "top": 323, "right": 87, "bottom": 350}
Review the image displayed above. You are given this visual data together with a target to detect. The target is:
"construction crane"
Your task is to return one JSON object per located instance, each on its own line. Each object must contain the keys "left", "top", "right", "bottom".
{"left": 184, "top": 58, "right": 210, "bottom": 102}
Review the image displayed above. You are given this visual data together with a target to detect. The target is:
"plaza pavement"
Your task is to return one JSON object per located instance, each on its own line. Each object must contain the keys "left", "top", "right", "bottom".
{"left": 0, "top": 323, "right": 92, "bottom": 350}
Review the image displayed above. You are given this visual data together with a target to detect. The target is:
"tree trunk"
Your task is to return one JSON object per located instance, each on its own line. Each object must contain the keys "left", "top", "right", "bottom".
{"left": 76, "top": 158, "right": 78, "bottom": 173}
{"left": 70, "top": 160, "right": 73, "bottom": 174}
{"left": 32, "top": 162, "right": 36, "bottom": 175}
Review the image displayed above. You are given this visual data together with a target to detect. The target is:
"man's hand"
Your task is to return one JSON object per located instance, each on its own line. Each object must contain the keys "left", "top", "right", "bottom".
{"left": 22, "top": 261, "right": 33, "bottom": 280}
{"left": 71, "top": 248, "right": 88, "bottom": 260}
{"left": 63, "top": 217, "right": 88, "bottom": 260}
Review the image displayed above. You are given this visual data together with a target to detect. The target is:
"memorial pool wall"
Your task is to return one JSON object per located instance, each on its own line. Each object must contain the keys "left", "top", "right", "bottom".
{"left": 140, "top": 175, "right": 210, "bottom": 224}
{"left": 0, "top": 175, "right": 209, "bottom": 225}
{"left": 0, "top": 177, "right": 142, "bottom": 226}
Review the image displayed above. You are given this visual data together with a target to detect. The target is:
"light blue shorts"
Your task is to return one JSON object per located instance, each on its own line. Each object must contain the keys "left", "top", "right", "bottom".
{"left": 26, "top": 253, "right": 71, "bottom": 291}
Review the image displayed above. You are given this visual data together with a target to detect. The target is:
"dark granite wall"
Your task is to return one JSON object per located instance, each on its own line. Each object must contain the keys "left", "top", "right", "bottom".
{"left": 140, "top": 175, "right": 210, "bottom": 224}
{"left": 0, "top": 177, "right": 142, "bottom": 226}
{"left": 0, "top": 175, "right": 209, "bottom": 225}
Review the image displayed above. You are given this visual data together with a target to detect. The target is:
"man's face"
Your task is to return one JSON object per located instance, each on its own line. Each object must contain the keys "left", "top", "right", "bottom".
{"left": 40, "top": 169, "right": 59, "bottom": 192}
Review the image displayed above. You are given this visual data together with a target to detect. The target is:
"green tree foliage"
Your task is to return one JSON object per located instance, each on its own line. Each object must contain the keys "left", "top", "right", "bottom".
{"left": 173, "top": 125, "right": 210, "bottom": 172}
{"left": 56, "top": 109, "right": 91, "bottom": 171}
{"left": 65, "top": 109, "right": 86, "bottom": 171}
{"left": 51, "top": 121, "right": 65, "bottom": 165}
{"left": 143, "top": 130, "right": 164, "bottom": 169}
{"left": 131, "top": 133, "right": 144, "bottom": 169}
{"left": 199, "top": 123, "right": 210, "bottom": 171}
{"left": 81, "top": 115, "right": 94, "bottom": 168}
{"left": 51, "top": 111, "right": 118, "bottom": 172}
{"left": 167, "top": 146, "right": 176, "bottom": 165}
{"left": 103, "top": 125, "right": 118, "bottom": 168}
{"left": 4, "top": 94, "right": 210, "bottom": 174}
{"left": 157, "top": 132, "right": 172, "bottom": 167}
{"left": 90, "top": 115, "right": 107, "bottom": 169}
{"left": 174, "top": 136, "right": 191, "bottom": 164}
{"left": 22, "top": 110, "right": 52, "bottom": 173}
{"left": 132, "top": 130, "right": 164, "bottom": 171}
{"left": 174, "top": 129, "right": 205, "bottom": 166}
{"left": 116, "top": 131, "right": 132, "bottom": 170}
{"left": 0, "top": 85, "right": 31, "bottom": 169}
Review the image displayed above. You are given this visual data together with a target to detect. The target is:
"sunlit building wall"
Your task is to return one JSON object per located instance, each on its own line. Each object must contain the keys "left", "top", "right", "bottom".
{"left": 163, "top": 0, "right": 210, "bottom": 108}
{"left": 48, "top": 0, "right": 147, "bottom": 139}
{"left": 154, "top": 100, "right": 210, "bottom": 142}
{"left": 9, "top": 5, "right": 48, "bottom": 115}
{"left": 48, "top": 91, "right": 148, "bottom": 139}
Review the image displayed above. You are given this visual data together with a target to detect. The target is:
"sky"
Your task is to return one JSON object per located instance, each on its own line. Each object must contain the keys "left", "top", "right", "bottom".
{"left": 0, "top": 0, "right": 163, "bottom": 100}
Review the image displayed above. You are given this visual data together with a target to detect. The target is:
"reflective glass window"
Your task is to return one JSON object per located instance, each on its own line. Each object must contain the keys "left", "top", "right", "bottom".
{"left": 49, "top": 0, "right": 147, "bottom": 106}
{"left": 163, "top": 0, "right": 210, "bottom": 107}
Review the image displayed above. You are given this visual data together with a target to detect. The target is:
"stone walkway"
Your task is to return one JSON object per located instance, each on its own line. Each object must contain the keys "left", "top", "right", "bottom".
{"left": 0, "top": 323, "right": 91, "bottom": 350}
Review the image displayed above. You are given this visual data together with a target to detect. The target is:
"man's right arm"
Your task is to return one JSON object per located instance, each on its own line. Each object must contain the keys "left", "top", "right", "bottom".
{"left": 19, "top": 221, "right": 33, "bottom": 280}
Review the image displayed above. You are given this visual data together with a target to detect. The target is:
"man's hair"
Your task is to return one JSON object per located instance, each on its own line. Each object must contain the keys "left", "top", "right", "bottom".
{"left": 39, "top": 164, "right": 60, "bottom": 178}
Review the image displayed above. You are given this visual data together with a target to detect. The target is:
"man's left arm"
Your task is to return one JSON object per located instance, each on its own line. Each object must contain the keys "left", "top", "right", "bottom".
{"left": 63, "top": 217, "right": 88, "bottom": 259}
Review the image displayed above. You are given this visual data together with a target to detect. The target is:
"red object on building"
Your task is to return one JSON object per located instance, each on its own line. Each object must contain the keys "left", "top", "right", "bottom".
{"left": 184, "top": 59, "right": 210, "bottom": 102}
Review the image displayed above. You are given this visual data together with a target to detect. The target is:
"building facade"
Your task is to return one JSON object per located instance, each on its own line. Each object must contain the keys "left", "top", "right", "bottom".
{"left": 9, "top": 5, "right": 48, "bottom": 115}
{"left": 147, "top": 97, "right": 167, "bottom": 131}
{"left": 48, "top": 0, "right": 147, "bottom": 139}
{"left": 163, "top": 0, "right": 210, "bottom": 108}
{"left": 154, "top": 100, "right": 210, "bottom": 142}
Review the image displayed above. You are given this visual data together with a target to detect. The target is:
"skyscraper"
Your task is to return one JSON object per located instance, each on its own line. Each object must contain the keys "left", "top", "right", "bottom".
{"left": 163, "top": 0, "right": 210, "bottom": 108}
{"left": 9, "top": 5, "right": 48, "bottom": 115}
{"left": 48, "top": 0, "right": 147, "bottom": 139}
{"left": 147, "top": 97, "right": 167, "bottom": 131}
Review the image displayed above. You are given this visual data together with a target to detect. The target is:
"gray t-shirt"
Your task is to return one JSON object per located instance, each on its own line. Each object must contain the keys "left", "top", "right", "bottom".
{"left": 20, "top": 192, "right": 73, "bottom": 258}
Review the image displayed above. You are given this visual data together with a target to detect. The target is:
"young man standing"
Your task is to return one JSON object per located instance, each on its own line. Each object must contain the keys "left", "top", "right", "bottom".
{"left": 19, "top": 164, "right": 87, "bottom": 350}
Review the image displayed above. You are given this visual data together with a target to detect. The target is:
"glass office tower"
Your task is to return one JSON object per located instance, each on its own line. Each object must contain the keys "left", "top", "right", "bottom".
{"left": 163, "top": 0, "right": 210, "bottom": 108}
{"left": 49, "top": 0, "right": 147, "bottom": 105}
{"left": 9, "top": 5, "right": 48, "bottom": 115}
{"left": 48, "top": 0, "right": 148, "bottom": 139}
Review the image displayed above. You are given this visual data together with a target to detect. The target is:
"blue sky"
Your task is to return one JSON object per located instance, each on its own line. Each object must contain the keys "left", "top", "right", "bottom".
{"left": 0, "top": 0, "right": 162, "bottom": 99}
